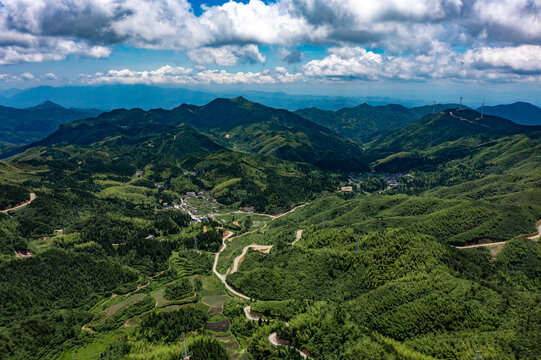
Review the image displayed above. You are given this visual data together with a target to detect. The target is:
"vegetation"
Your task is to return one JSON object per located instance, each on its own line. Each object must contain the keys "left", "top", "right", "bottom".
{"left": 0, "top": 100, "right": 540, "bottom": 359}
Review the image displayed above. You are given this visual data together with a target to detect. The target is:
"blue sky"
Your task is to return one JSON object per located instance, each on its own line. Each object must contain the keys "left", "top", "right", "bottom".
{"left": 1, "top": 0, "right": 541, "bottom": 105}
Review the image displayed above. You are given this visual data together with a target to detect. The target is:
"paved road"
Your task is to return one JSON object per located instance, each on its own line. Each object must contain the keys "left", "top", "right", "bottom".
{"left": 1, "top": 193, "right": 36, "bottom": 213}
{"left": 244, "top": 306, "right": 263, "bottom": 321}
{"left": 180, "top": 198, "right": 201, "bottom": 222}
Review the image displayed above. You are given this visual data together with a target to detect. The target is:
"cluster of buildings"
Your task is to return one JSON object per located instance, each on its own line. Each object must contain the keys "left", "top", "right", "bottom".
{"left": 185, "top": 191, "right": 217, "bottom": 203}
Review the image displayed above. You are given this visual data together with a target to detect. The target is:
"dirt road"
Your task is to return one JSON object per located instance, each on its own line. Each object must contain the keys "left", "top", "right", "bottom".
{"left": 213, "top": 230, "right": 251, "bottom": 300}
{"left": 527, "top": 225, "right": 541, "bottom": 240}
{"left": 449, "top": 111, "right": 489, "bottom": 128}
{"left": 454, "top": 241, "right": 508, "bottom": 249}
{"left": 268, "top": 332, "right": 311, "bottom": 358}
{"left": 1, "top": 193, "right": 36, "bottom": 213}
{"left": 291, "top": 229, "right": 303, "bottom": 245}
{"left": 213, "top": 203, "right": 307, "bottom": 300}
{"left": 231, "top": 244, "right": 273, "bottom": 274}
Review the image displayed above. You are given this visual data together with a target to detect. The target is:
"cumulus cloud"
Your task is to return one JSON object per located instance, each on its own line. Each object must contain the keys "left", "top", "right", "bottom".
{"left": 0, "top": 34, "right": 111, "bottom": 65}
{"left": 85, "top": 64, "right": 301, "bottom": 85}
{"left": 464, "top": 45, "right": 541, "bottom": 74}
{"left": 280, "top": 48, "right": 305, "bottom": 64}
{"left": 20, "top": 72, "right": 35, "bottom": 80}
{"left": 1, "top": 0, "right": 541, "bottom": 83}
{"left": 187, "top": 45, "right": 266, "bottom": 66}
{"left": 302, "top": 45, "right": 541, "bottom": 82}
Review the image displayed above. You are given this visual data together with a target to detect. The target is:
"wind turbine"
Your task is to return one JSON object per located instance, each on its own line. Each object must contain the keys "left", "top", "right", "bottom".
{"left": 459, "top": 96, "right": 463, "bottom": 110}
{"left": 480, "top": 97, "right": 485, "bottom": 119}
{"left": 432, "top": 100, "right": 436, "bottom": 114}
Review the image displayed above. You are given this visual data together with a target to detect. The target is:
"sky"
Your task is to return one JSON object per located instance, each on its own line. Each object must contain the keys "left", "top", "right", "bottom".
{"left": 1, "top": 0, "right": 541, "bottom": 105}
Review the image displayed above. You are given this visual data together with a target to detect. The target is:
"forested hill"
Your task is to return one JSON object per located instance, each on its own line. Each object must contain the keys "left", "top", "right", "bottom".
{"left": 295, "top": 102, "right": 467, "bottom": 142}
{"left": 365, "top": 109, "right": 541, "bottom": 172}
{"left": 13, "top": 97, "right": 368, "bottom": 172}
{"left": 295, "top": 103, "right": 416, "bottom": 141}
{"left": 172, "top": 97, "right": 367, "bottom": 171}
{"left": 0, "top": 101, "right": 100, "bottom": 146}
{"left": 368, "top": 109, "right": 538, "bottom": 154}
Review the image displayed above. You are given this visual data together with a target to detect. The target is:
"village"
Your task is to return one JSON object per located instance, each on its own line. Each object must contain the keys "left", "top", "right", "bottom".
{"left": 159, "top": 188, "right": 256, "bottom": 224}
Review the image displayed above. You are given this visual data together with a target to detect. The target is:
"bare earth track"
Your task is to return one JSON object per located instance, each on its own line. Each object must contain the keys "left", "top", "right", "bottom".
{"left": 1, "top": 192, "right": 36, "bottom": 214}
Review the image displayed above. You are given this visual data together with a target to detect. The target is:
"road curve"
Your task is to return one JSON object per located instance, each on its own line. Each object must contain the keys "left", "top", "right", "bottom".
{"left": 244, "top": 306, "right": 263, "bottom": 321}
{"left": 1, "top": 192, "right": 36, "bottom": 213}
{"left": 268, "top": 332, "right": 311, "bottom": 359}
{"left": 213, "top": 230, "right": 251, "bottom": 300}
{"left": 231, "top": 244, "right": 273, "bottom": 274}
{"left": 213, "top": 203, "right": 307, "bottom": 300}
{"left": 291, "top": 229, "right": 303, "bottom": 245}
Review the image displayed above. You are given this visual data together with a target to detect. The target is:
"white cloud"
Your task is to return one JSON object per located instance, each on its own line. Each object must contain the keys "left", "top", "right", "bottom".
{"left": 44, "top": 72, "right": 57, "bottom": 80}
{"left": 85, "top": 64, "right": 296, "bottom": 85}
{"left": 464, "top": 45, "right": 541, "bottom": 74}
{"left": 302, "top": 45, "right": 541, "bottom": 82}
{"left": 279, "top": 48, "right": 305, "bottom": 63}
{"left": 187, "top": 45, "right": 265, "bottom": 66}
{"left": 0, "top": 36, "right": 111, "bottom": 65}
{"left": 1, "top": 0, "right": 541, "bottom": 83}
{"left": 20, "top": 72, "right": 35, "bottom": 80}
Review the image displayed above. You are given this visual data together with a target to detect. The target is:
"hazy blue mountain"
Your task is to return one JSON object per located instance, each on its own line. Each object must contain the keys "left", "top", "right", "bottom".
{"left": 0, "top": 85, "right": 217, "bottom": 110}
{"left": 0, "top": 85, "right": 409, "bottom": 112}
{"left": 223, "top": 90, "right": 364, "bottom": 110}
{"left": 479, "top": 102, "right": 541, "bottom": 125}
{"left": 0, "top": 101, "right": 101, "bottom": 146}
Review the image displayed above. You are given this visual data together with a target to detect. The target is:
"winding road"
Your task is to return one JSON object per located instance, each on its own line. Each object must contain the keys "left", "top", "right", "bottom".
{"left": 212, "top": 203, "right": 307, "bottom": 300}
{"left": 527, "top": 225, "right": 541, "bottom": 240}
{"left": 291, "top": 229, "right": 303, "bottom": 245}
{"left": 268, "top": 332, "right": 311, "bottom": 359}
{"left": 1, "top": 193, "right": 36, "bottom": 214}
{"left": 231, "top": 244, "right": 273, "bottom": 274}
{"left": 455, "top": 222, "right": 541, "bottom": 252}
{"left": 449, "top": 111, "right": 490, "bottom": 128}
{"left": 213, "top": 230, "right": 251, "bottom": 300}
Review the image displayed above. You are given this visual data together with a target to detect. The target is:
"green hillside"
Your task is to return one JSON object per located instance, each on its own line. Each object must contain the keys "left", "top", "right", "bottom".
{"left": 367, "top": 109, "right": 540, "bottom": 171}
{"left": 174, "top": 97, "right": 368, "bottom": 171}
{"left": 0, "top": 99, "right": 540, "bottom": 360}
{"left": 16, "top": 97, "right": 367, "bottom": 172}
{"left": 295, "top": 103, "right": 465, "bottom": 142}
{"left": 295, "top": 103, "right": 417, "bottom": 141}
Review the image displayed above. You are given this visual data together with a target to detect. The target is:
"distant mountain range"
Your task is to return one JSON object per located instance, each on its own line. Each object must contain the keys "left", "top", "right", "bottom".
{"left": 14, "top": 97, "right": 367, "bottom": 172}
{"left": 0, "top": 101, "right": 101, "bottom": 146}
{"left": 479, "top": 102, "right": 541, "bottom": 126}
{"left": 0, "top": 85, "right": 417, "bottom": 111}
